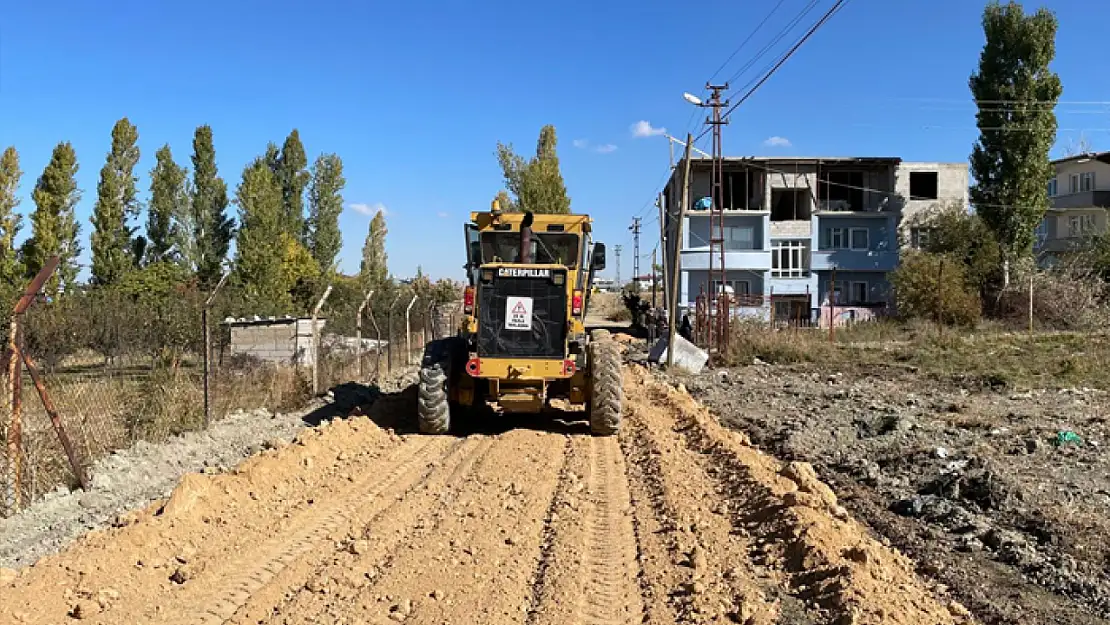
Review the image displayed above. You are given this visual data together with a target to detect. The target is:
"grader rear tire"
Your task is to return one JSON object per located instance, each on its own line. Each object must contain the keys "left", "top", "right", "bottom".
{"left": 417, "top": 340, "right": 453, "bottom": 434}
{"left": 588, "top": 339, "right": 623, "bottom": 436}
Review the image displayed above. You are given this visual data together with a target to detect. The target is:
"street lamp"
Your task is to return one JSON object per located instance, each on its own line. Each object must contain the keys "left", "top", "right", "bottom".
{"left": 683, "top": 92, "right": 703, "bottom": 106}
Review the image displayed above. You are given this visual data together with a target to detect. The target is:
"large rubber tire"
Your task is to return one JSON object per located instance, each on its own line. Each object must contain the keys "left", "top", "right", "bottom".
{"left": 588, "top": 339, "right": 623, "bottom": 436}
{"left": 417, "top": 340, "right": 453, "bottom": 434}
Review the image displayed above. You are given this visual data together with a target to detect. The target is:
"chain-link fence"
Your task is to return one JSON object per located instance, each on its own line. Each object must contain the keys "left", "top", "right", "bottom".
{"left": 1, "top": 262, "right": 462, "bottom": 517}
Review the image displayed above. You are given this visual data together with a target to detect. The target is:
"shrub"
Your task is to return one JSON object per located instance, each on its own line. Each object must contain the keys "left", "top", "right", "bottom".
{"left": 890, "top": 251, "right": 982, "bottom": 327}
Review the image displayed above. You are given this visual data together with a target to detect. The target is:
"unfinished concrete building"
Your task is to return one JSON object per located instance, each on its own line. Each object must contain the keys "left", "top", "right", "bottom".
{"left": 661, "top": 156, "right": 968, "bottom": 325}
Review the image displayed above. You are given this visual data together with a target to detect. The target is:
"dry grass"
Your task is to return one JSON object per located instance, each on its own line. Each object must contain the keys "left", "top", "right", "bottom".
{"left": 726, "top": 319, "right": 1110, "bottom": 391}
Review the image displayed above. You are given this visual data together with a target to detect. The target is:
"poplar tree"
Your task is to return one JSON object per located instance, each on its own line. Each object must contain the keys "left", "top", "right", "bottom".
{"left": 147, "top": 144, "right": 188, "bottom": 264}
{"left": 190, "top": 125, "right": 234, "bottom": 285}
{"left": 360, "top": 210, "right": 388, "bottom": 291}
{"left": 233, "top": 157, "right": 288, "bottom": 312}
{"left": 277, "top": 130, "right": 310, "bottom": 240}
{"left": 306, "top": 153, "right": 345, "bottom": 275}
{"left": 495, "top": 124, "right": 571, "bottom": 214}
{"left": 0, "top": 147, "right": 24, "bottom": 286}
{"left": 969, "top": 1, "right": 1062, "bottom": 287}
{"left": 23, "top": 142, "right": 81, "bottom": 297}
{"left": 91, "top": 117, "right": 141, "bottom": 284}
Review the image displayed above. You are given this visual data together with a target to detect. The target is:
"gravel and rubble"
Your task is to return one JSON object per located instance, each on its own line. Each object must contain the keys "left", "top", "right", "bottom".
{"left": 661, "top": 356, "right": 1110, "bottom": 625}
{"left": 0, "top": 367, "right": 417, "bottom": 570}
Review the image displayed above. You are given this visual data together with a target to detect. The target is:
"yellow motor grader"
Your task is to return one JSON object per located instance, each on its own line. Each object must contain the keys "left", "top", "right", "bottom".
{"left": 416, "top": 200, "right": 622, "bottom": 435}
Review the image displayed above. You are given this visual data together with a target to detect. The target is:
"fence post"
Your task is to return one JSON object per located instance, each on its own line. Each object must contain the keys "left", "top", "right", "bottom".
{"left": 388, "top": 293, "right": 403, "bottom": 373}
{"left": 405, "top": 295, "right": 418, "bottom": 366}
{"left": 368, "top": 296, "right": 382, "bottom": 382}
{"left": 426, "top": 300, "right": 437, "bottom": 343}
{"left": 311, "top": 285, "right": 334, "bottom": 396}
{"left": 203, "top": 270, "right": 231, "bottom": 429}
{"left": 828, "top": 267, "right": 837, "bottom": 343}
{"left": 357, "top": 289, "right": 375, "bottom": 381}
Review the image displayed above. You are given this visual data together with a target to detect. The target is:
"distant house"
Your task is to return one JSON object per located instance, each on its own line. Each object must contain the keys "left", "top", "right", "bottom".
{"left": 1036, "top": 151, "right": 1110, "bottom": 265}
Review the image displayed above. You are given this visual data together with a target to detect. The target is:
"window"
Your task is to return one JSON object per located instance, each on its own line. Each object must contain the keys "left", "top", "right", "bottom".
{"left": 1081, "top": 172, "right": 1095, "bottom": 192}
{"left": 910, "top": 227, "right": 932, "bottom": 250}
{"left": 1069, "top": 214, "right": 1095, "bottom": 237}
{"left": 1034, "top": 219, "right": 1048, "bottom": 248}
{"left": 724, "top": 225, "right": 755, "bottom": 250}
{"left": 909, "top": 171, "right": 938, "bottom": 200}
{"left": 709, "top": 279, "right": 751, "bottom": 296}
{"left": 849, "top": 228, "right": 869, "bottom": 251}
{"left": 771, "top": 240, "right": 808, "bottom": 278}
{"left": 850, "top": 282, "right": 868, "bottom": 304}
{"left": 1047, "top": 177, "right": 1057, "bottom": 197}
{"left": 825, "top": 227, "right": 845, "bottom": 249}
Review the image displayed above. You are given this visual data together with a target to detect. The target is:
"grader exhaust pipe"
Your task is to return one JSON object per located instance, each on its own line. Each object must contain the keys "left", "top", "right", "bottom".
{"left": 520, "top": 211, "right": 534, "bottom": 264}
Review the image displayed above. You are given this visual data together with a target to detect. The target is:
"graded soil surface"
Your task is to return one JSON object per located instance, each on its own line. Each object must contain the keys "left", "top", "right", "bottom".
{"left": 0, "top": 364, "right": 972, "bottom": 625}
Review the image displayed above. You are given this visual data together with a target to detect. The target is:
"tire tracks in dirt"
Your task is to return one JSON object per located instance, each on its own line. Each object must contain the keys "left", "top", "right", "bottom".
{"left": 245, "top": 435, "right": 497, "bottom": 624}
{"left": 624, "top": 365, "right": 975, "bottom": 625}
{"left": 527, "top": 435, "right": 645, "bottom": 625}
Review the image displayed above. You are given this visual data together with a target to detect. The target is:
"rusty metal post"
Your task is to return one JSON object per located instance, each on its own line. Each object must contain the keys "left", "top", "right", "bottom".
{"left": 203, "top": 270, "right": 230, "bottom": 428}
{"left": 357, "top": 289, "right": 375, "bottom": 381}
{"left": 5, "top": 256, "right": 60, "bottom": 511}
{"left": 311, "top": 285, "right": 334, "bottom": 396}
{"left": 426, "top": 299, "right": 437, "bottom": 343}
{"left": 405, "top": 294, "right": 418, "bottom": 366}
{"left": 828, "top": 267, "right": 837, "bottom": 342}
{"left": 20, "top": 350, "right": 88, "bottom": 490}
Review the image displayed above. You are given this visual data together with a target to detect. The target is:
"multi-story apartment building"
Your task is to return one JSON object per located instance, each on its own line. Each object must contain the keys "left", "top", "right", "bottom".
{"left": 661, "top": 156, "right": 968, "bottom": 325}
{"left": 1036, "top": 151, "right": 1110, "bottom": 264}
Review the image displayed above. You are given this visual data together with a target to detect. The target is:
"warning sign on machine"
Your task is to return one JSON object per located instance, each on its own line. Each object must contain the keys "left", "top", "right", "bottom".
{"left": 505, "top": 296, "right": 533, "bottom": 330}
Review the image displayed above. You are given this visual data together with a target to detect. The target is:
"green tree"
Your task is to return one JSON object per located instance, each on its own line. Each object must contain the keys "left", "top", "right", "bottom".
{"left": 147, "top": 144, "right": 188, "bottom": 265}
{"left": 91, "top": 117, "right": 142, "bottom": 284}
{"left": 23, "top": 142, "right": 81, "bottom": 297}
{"left": 189, "top": 125, "right": 234, "bottom": 285}
{"left": 306, "top": 153, "right": 345, "bottom": 275}
{"left": 495, "top": 124, "right": 571, "bottom": 214}
{"left": 360, "top": 209, "right": 388, "bottom": 292}
{"left": 233, "top": 157, "right": 289, "bottom": 313}
{"left": 969, "top": 1, "right": 1063, "bottom": 288}
{"left": 0, "top": 146, "right": 25, "bottom": 286}
{"left": 277, "top": 130, "right": 310, "bottom": 240}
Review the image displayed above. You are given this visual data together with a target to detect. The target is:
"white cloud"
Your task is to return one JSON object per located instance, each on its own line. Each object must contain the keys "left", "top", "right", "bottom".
{"left": 437, "top": 211, "right": 449, "bottom": 219}
{"left": 572, "top": 139, "right": 589, "bottom": 149}
{"left": 762, "top": 136, "right": 792, "bottom": 148}
{"left": 593, "top": 144, "right": 618, "bottom": 154}
{"left": 348, "top": 202, "right": 388, "bottom": 217}
{"left": 631, "top": 120, "right": 666, "bottom": 138}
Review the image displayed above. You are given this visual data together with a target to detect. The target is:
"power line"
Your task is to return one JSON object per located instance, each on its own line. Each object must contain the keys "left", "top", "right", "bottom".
{"left": 696, "top": 0, "right": 849, "bottom": 143}
{"left": 723, "top": 0, "right": 822, "bottom": 87}
{"left": 709, "top": 0, "right": 792, "bottom": 83}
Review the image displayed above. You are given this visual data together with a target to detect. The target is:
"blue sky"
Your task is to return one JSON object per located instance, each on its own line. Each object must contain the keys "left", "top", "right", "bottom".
{"left": 2, "top": 0, "right": 1108, "bottom": 283}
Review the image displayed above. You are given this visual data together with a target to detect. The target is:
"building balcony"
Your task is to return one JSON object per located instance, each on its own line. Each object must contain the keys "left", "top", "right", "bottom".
{"left": 810, "top": 249, "right": 898, "bottom": 272}
{"left": 769, "top": 220, "right": 811, "bottom": 238}
{"left": 1050, "top": 190, "right": 1110, "bottom": 209}
{"left": 680, "top": 249, "right": 770, "bottom": 270}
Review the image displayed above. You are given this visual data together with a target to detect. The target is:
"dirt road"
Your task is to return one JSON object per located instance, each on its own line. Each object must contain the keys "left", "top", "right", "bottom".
{"left": 0, "top": 366, "right": 972, "bottom": 625}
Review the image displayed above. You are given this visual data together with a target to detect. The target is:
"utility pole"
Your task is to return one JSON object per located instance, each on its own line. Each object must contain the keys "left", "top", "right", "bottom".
{"left": 630, "top": 217, "right": 642, "bottom": 290}
{"left": 651, "top": 248, "right": 658, "bottom": 308}
{"left": 694, "top": 83, "right": 730, "bottom": 355}
{"left": 614, "top": 245, "right": 623, "bottom": 287}
{"left": 657, "top": 192, "right": 669, "bottom": 310}
{"left": 667, "top": 134, "right": 694, "bottom": 368}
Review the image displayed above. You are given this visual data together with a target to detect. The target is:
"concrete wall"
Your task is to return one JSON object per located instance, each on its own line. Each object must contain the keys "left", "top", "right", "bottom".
{"left": 1054, "top": 158, "right": 1110, "bottom": 194}
{"left": 895, "top": 162, "right": 969, "bottom": 239}
{"left": 227, "top": 318, "right": 326, "bottom": 366}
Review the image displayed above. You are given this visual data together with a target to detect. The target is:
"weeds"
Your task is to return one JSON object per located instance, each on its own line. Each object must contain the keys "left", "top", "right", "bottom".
{"left": 723, "top": 320, "right": 1110, "bottom": 390}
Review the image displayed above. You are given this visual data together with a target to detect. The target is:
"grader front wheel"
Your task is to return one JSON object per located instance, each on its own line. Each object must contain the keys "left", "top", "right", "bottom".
{"left": 588, "top": 339, "right": 623, "bottom": 436}
{"left": 417, "top": 340, "right": 453, "bottom": 434}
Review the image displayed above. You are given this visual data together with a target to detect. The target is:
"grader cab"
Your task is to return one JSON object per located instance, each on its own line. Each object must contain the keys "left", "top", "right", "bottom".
{"left": 416, "top": 200, "right": 623, "bottom": 435}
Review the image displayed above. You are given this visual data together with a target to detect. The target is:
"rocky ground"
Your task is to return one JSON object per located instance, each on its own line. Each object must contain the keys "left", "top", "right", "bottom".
{"left": 643, "top": 343, "right": 1110, "bottom": 625}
